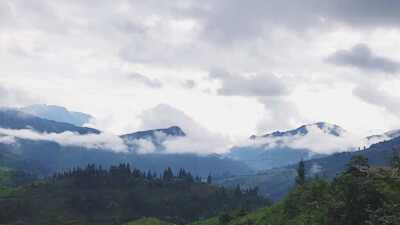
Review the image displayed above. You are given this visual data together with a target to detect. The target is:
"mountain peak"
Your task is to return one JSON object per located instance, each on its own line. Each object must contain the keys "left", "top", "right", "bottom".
{"left": 252, "top": 122, "right": 344, "bottom": 139}
{"left": 121, "top": 126, "right": 186, "bottom": 139}
{"left": 18, "top": 104, "right": 92, "bottom": 127}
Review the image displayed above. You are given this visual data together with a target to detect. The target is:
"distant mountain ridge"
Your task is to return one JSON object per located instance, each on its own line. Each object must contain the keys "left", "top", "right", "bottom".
{"left": 121, "top": 126, "right": 185, "bottom": 139}
{"left": 0, "top": 108, "right": 251, "bottom": 177}
{"left": 367, "top": 129, "right": 400, "bottom": 140}
{"left": 0, "top": 108, "right": 99, "bottom": 134}
{"left": 217, "top": 132, "right": 400, "bottom": 201}
{"left": 251, "top": 122, "right": 344, "bottom": 139}
{"left": 18, "top": 104, "right": 92, "bottom": 127}
{"left": 227, "top": 122, "right": 342, "bottom": 171}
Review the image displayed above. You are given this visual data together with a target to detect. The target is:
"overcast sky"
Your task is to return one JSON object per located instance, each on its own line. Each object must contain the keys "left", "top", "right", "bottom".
{"left": 1, "top": 0, "right": 400, "bottom": 142}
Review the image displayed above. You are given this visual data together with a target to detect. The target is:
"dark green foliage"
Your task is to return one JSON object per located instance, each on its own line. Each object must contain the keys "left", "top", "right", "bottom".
{"left": 296, "top": 160, "right": 306, "bottom": 186}
{"left": 207, "top": 173, "right": 212, "bottom": 184}
{"left": 234, "top": 184, "right": 242, "bottom": 199}
{"left": 229, "top": 154, "right": 400, "bottom": 225}
{"left": 0, "top": 164, "right": 268, "bottom": 224}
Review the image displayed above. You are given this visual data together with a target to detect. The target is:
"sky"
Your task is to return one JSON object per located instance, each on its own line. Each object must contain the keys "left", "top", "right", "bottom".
{"left": 1, "top": 0, "right": 400, "bottom": 147}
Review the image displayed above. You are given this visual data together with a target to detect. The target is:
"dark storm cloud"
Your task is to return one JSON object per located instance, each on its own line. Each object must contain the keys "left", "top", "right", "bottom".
{"left": 325, "top": 44, "right": 399, "bottom": 73}
{"left": 209, "top": 67, "right": 289, "bottom": 97}
{"left": 193, "top": 0, "right": 400, "bottom": 43}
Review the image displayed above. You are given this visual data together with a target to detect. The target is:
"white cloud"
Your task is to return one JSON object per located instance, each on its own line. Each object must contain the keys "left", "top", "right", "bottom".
{"left": 130, "top": 138, "right": 156, "bottom": 154}
{"left": 0, "top": 135, "right": 16, "bottom": 144}
{"left": 1, "top": 0, "right": 400, "bottom": 146}
{"left": 137, "top": 104, "right": 234, "bottom": 154}
{"left": 248, "top": 124, "right": 390, "bottom": 155}
{"left": 0, "top": 128, "right": 127, "bottom": 152}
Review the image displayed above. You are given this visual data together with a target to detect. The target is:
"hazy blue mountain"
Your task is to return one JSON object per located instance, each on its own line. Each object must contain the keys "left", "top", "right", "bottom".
{"left": 122, "top": 126, "right": 185, "bottom": 139}
{"left": 0, "top": 108, "right": 100, "bottom": 134}
{"left": 18, "top": 104, "right": 92, "bottom": 127}
{"left": 121, "top": 126, "right": 186, "bottom": 149}
{"left": 226, "top": 122, "right": 343, "bottom": 171}
{"left": 255, "top": 122, "right": 343, "bottom": 139}
{"left": 0, "top": 111, "right": 251, "bottom": 177}
{"left": 367, "top": 129, "right": 400, "bottom": 140}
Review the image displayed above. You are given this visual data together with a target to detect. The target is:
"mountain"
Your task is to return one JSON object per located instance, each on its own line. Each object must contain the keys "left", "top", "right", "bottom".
{"left": 253, "top": 122, "right": 343, "bottom": 139}
{"left": 226, "top": 122, "right": 342, "bottom": 171}
{"left": 18, "top": 104, "right": 92, "bottom": 127}
{"left": 121, "top": 126, "right": 186, "bottom": 149}
{"left": 367, "top": 129, "right": 400, "bottom": 140}
{"left": 0, "top": 110, "right": 251, "bottom": 177}
{"left": 0, "top": 108, "right": 100, "bottom": 134}
{"left": 121, "top": 126, "right": 186, "bottom": 139}
{"left": 217, "top": 135, "right": 400, "bottom": 201}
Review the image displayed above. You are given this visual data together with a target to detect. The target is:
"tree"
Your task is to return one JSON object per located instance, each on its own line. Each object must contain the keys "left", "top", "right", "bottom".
{"left": 391, "top": 148, "right": 400, "bottom": 175}
{"left": 296, "top": 160, "right": 306, "bottom": 186}
{"left": 347, "top": 155, "right": 369, "bottom": 171}
{"left": 207, "top": 173, "right": 212, "bottom": 184}
{"left": 234, "top": 184, "right": 242, "bottom": 199}
{"left": 147, "top": 170, "right": 153, "bottom": 180}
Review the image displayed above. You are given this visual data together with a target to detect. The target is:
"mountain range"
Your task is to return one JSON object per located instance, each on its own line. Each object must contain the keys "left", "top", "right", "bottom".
{"left": 2, "top": 105, "right": 400, "bottom": 201}
{"left": 226, "top": 122, "right": 344, "bottom": 171}
{"left": 18, "top": 104, "right": 92, "bottom": 126}
{"left": 0, "top": 108, "right": 251, "bottom": 177}
{"left": 217, "top": 133, "right": 400, "bottom": 201}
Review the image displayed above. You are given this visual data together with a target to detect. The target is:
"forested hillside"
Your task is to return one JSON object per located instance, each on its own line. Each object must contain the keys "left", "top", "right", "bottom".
{"left": 209, "top": 150, "right": 400, "bottom": 225}
{"left": 216, "top": 136, "right": 400, "bottom": 201}
{"left": 0, "top": 164, "right": 268, "bottom": 225}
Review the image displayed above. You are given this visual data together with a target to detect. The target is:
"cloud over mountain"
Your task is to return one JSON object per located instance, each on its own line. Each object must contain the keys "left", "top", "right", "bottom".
{"left": 0, "top": 128, "right": 127, "bottom": 152}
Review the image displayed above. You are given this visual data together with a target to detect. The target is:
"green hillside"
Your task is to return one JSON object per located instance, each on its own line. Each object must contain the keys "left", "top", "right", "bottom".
{"left": 216, "top": 136, "right": 400, "bottom": 202}
{"left": 215, "top": 168, "right": 297, "bottom": 202}
{"left": 0, "top": 164, "right": 267, "bottom": 225}
{"left": 222, "top": 152, "right": 400, "bottom": 225}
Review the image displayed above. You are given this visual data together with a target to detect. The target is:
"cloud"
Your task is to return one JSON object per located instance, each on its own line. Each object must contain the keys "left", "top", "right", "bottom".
{"left": 195, "top": 0, "right": 400, "bottom": 44}
{"left": 209, "top": 67, "right": 290, "bottom": 97}
{"left": 0, "top": 83, "right": 40, "bottom": 107}
{"left": 353, "top": 85, "right": 400, "bottom": 115}
{"left": 127, "top": 73, "right": 162, "bottom": 88}
{"left": 130, "top": 138, "right": 157, "bottom": 154}
{"left": 325, "top": 43, "right": 400, "bottom": 73}
{"left": 137, "top": 104, "right": 232, "bottom": 154}
{"left": 208, "top": 68, "right": 298, "bottom": 134}
{"left": 255, "top": 97, "right": 300, "bottom": 133}
{"left": 0, "top": 135, "right": 16, "bottom": 144}
{"left": 0, "top": 128, "right": 127, "bottom": 152}
{"left": 249, "top": 124, "right": 388, "bottom": 155}
{"left": 183, "top": 80, "right": 196, "bottom": 89}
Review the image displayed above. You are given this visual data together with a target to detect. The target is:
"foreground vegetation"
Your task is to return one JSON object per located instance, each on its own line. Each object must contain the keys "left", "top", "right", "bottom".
{"left": 222, "top": 149, "right": 400, "bottom": 225}
{"left": 0, "top": 164, "right": 267, "bottom": 224}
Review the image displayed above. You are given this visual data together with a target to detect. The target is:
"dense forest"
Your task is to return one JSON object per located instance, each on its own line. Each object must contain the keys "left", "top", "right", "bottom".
{"left": 0, "top": 164, "right": 268, "bottom": 224}
{"left": 218, "top": 148, "right": 400, "bottom": 225}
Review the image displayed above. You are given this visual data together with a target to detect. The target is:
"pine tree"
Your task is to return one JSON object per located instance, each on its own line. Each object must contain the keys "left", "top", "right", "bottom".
{"left": 296, "top": 160, "right": 306, "bottom": 186}
{"left": 147, "top": 170, "right": 153, "bottom": 180}
{"left": 234, "top": 184, "right": 242, "bottom": 198}
{"left": 207, "top": 173, "right": 212, "bottom": 184}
